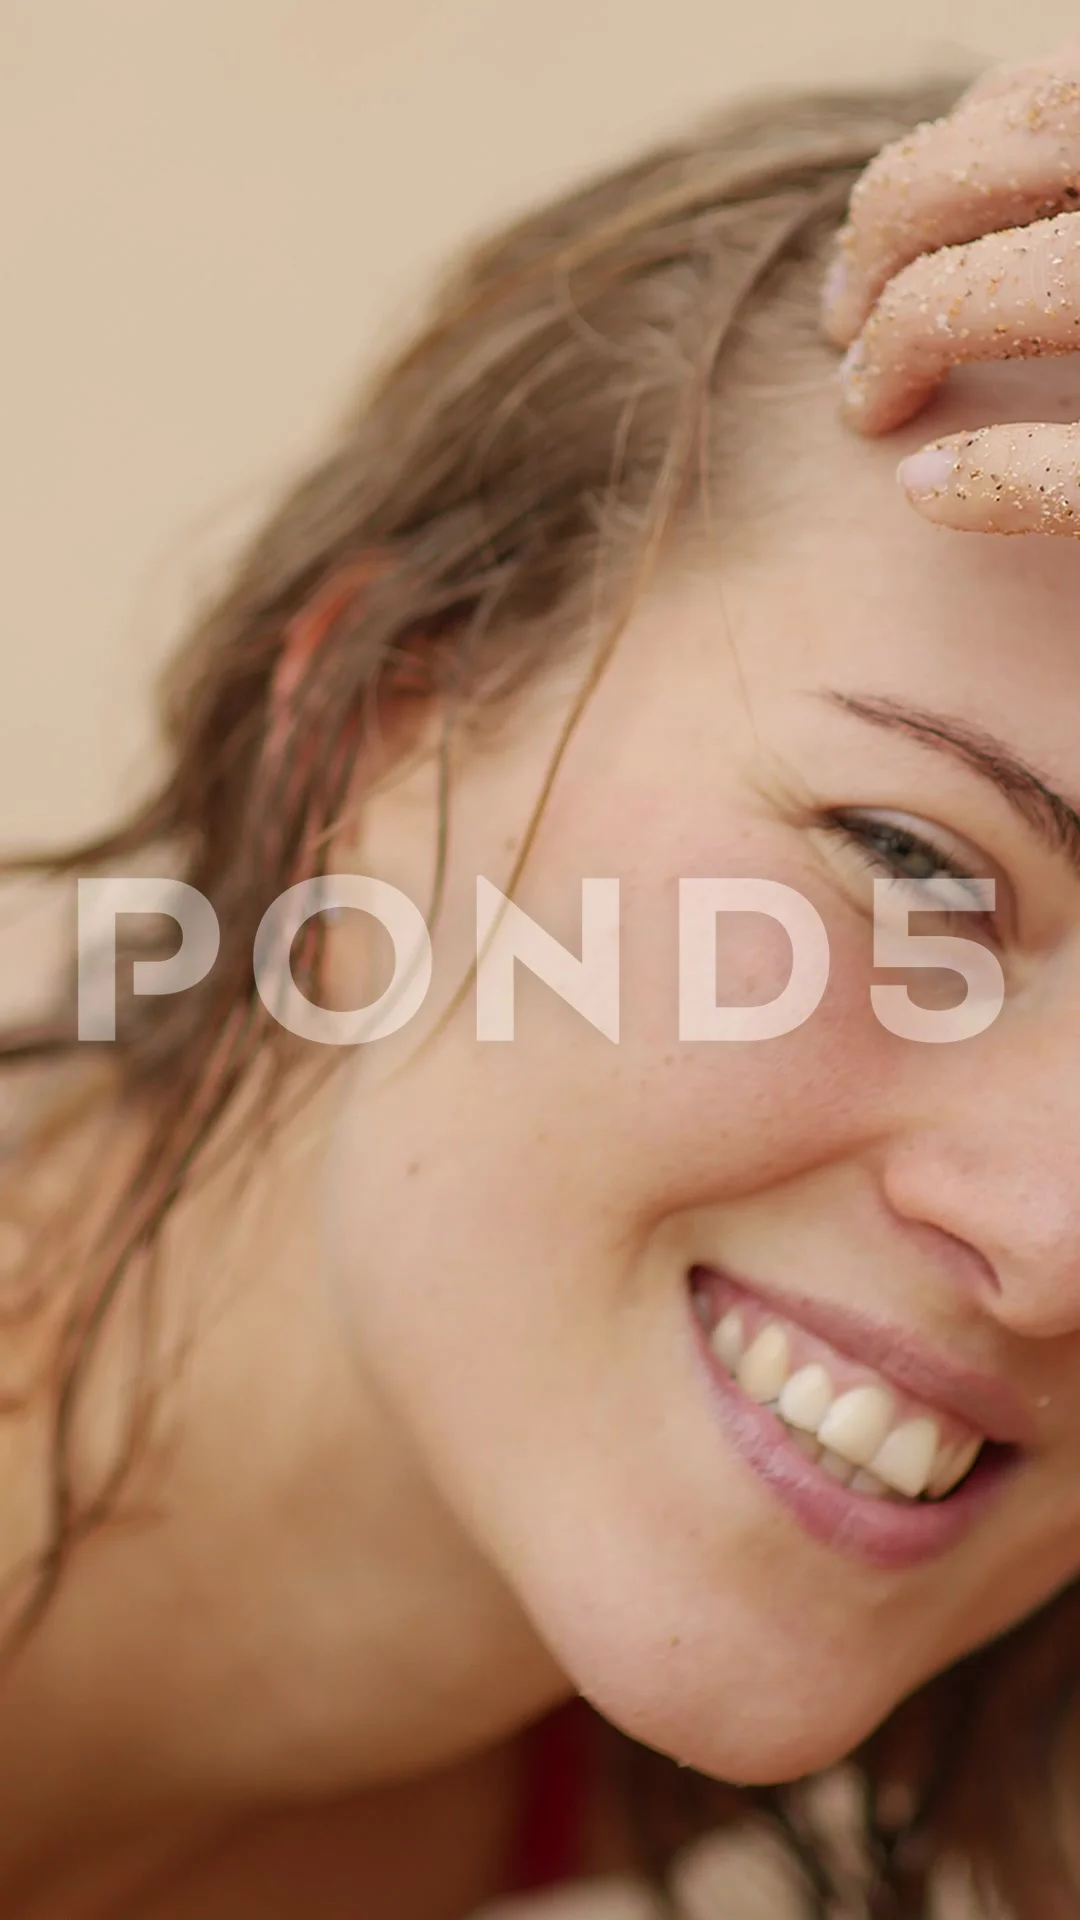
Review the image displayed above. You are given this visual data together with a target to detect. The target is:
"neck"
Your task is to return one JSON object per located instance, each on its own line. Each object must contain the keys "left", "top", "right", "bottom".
{"left": 0, "top": 1069, "right": 567, "bottom": 1892}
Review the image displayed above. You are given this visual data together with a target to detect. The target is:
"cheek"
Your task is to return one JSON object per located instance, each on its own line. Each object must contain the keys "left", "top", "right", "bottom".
{"left": 608, "top": 850, "right": 895, "bottom": 1213}
{"left": 323, "top": 837, "right": 896, "bottom": 1476}
{"left": 320, "top": 845, "right": 949, "bottom": 1780}
{"left": 329, "top": 825, "right": 899, "bottom": 1316}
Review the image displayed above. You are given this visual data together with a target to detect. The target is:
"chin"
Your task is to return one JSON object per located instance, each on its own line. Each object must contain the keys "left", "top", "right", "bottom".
{"left": 522, "top": 1553, "right": 915, "bottom": 1787}
{"left": 688, "top": 1693, "right": 890, "bottom": 1788}
{"left": 590, "top": 1649, "right": 901, "bottom": 1787}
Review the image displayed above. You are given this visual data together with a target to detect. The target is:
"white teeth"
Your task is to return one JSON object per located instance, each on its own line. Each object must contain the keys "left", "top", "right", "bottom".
{"left": 736, "top": 1324, "right": 791, "bottom": 1403}
{"left": 850, "top": 1468, "right": 892, "bottom": 1498}
{"left": 816, "top": 1384, "right": 895, "bottom": 1468}
{"left": 819, "top": 1449, "right": 856, "bottom": 1486}
{"left": 710, "top": 1308, "right": 745, "bottom": 1373}
{"left": 777, "top": 1364, "right": 833, "bottom": 1432}
{"left": 869, "top": 1417, "right": 940, "bottom": 1499}
{"left": 927, "top": 1433, "right": 982, "bottom": 1500}
{"left": 711, "top": 1303, "right": 985, "bottom": 1505}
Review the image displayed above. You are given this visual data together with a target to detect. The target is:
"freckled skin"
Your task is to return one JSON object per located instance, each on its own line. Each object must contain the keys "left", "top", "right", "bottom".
{"left": 317, "top": 361, "right": 1080, "bottom": 1788}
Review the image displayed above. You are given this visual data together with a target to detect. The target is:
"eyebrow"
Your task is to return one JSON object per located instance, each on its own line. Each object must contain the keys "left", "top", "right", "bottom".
{"left": 824, "top": 691, "right": 1080, "bottom": 879}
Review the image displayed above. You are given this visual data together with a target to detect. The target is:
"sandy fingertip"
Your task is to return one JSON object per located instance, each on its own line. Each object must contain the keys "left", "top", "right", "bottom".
{"left": 896, "top": 422, "right": 1080, "bottom": 535}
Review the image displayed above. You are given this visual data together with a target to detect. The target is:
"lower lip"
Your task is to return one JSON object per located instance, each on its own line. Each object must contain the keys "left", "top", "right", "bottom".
{"left": 687, "top": 1278, "right": 1016, "bottom": 1571}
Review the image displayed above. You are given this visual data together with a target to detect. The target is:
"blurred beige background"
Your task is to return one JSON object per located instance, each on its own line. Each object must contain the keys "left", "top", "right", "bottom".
{"left": 4, "top": 0, "right": 1080, "bottom": 849}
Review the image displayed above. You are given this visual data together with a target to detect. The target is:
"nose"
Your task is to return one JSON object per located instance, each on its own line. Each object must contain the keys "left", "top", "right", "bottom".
{"left": 881, "top": 1039, "right": 1080, "bottom": 1341}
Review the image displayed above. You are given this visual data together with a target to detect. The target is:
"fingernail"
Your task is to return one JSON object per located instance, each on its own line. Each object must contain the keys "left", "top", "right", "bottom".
{"left": 897, "top": 445, "right": 956, "bottom": 498}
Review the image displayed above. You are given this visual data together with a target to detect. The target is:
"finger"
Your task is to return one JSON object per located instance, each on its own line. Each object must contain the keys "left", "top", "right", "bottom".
{"left": 897, "top": 421, "right": 1080, "bottom": 535}
{"left": 837, "top": 212, "right": 1080, "bottom": 434}
{"left": 821, "top": 83, "right": 1080, "bottom": 348}
{"left": 957, "top": 43, "right": 1080, "bottom": 111}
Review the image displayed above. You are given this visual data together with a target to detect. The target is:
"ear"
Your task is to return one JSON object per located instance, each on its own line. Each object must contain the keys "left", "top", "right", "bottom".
{"left": 268, "top": 554, "right": 392, "bottom": 755}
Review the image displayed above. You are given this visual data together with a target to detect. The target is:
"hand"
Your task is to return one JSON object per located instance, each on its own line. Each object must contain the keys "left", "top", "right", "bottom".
{"left": 822, "top": 43, "right": 1080, "bottom": 536}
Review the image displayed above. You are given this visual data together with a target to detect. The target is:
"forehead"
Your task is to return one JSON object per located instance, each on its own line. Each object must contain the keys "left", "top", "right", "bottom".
{"left": 714, "top": 355, "right": 1080, "bottom": 739}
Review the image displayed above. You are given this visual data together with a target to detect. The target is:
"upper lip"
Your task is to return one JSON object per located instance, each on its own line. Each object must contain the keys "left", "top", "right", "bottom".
{"left": 699, "top": 1265, "right": 1039, "bottom": 1448}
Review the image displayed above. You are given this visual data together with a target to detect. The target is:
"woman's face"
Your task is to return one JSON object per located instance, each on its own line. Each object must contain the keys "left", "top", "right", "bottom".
{"left": 323, "top": 358, "right": 1080, "bottom": 1783}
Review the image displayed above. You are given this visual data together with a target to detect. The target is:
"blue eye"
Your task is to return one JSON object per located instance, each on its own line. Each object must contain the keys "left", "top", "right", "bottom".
{"left": 853, "top": 819, "right": 958, "bottom": 884}
{"left": 824, "top": 810, "right": 994, "bottom": 921}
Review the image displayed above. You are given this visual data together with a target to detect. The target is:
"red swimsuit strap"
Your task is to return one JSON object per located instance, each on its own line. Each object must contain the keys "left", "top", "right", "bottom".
{"left": 506, "top": 1696, "right": 596, "bottom": 1894}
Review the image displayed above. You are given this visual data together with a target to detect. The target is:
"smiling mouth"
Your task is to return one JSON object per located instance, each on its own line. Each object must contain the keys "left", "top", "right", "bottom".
{"left": 687, "top": 1266, "right": 1020, "bottom": 1564}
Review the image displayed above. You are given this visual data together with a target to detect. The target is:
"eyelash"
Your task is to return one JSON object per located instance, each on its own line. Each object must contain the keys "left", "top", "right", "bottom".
{"left": 823, "top": 811, "right": 996, "bottom": 927}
